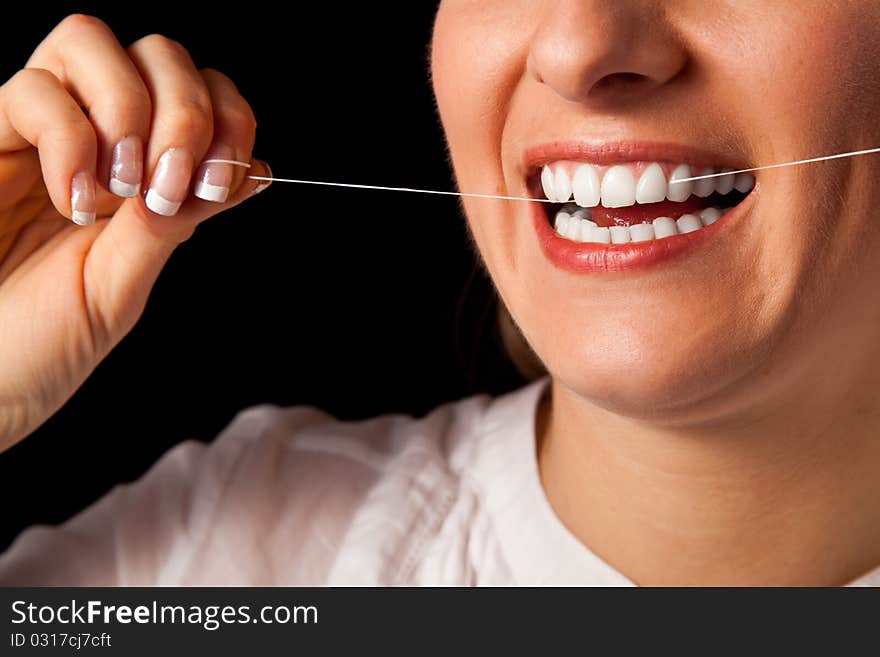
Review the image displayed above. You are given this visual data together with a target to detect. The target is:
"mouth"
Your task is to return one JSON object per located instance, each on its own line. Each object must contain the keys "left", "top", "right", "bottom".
{"left": 525, "top": 143, "right": 757, "bottom": 272}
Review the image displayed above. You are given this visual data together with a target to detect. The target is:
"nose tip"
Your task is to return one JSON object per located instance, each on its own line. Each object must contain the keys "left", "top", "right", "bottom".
{"left": 528, "top": 3, "right": 688, "bottom": 106}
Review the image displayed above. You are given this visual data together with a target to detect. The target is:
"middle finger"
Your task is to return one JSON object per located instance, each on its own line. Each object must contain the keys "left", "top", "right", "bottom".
{"left": 127, "top": 34, "right": 214, "bottom": 216}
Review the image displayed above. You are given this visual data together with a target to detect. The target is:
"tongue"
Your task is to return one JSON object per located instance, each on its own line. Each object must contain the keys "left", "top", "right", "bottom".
{"left": 591, "top": 197, "right": 711, "bottom": 227}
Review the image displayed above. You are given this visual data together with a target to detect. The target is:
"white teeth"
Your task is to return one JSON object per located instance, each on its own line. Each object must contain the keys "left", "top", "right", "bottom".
{"left": 699, "top": 207, "right": 721, "bottom": 226}
{"left": 734, "top": 172, "right": 755, "bottom": 193}
{"left": 554, "top": 210, "right": 571, "bottom": 234}
{"left": 635, "top": 163, "right": 667, "bottom": 204}
{"left": 554, "top": 167, "right": 573, "bottom": 203}
{"left": 555, "top": 205, "right": 728, "bottom": 243}
{"left": 676, "top": 214, "right": 702, "bottom": 234}
{"left": 629, "top": 222, "right": 655, "bottom": 243}
{"left": 553, "top": 211, "right": 600, "bottom": 243}
{"left": 577, "top": 219, "right": 597, "bottom": 242}
{"left": 544, "top": 157, "right": 748, "bottom": 246}
{"left": 601, "top": 166, "right": 637, "bottom": 208}
{"left": 715, "top": 168, "right": 735, "bottom": 195}
{"left": 693, "top": 167, "right": 715, "bottom": 198}
{"left": 652, "top": 216, "right": 678, "bottom": 238}
{"left": 609, "top": 225, "right": 631, "bottom": 244}
{"left": 591, "top": 226, "right": 611, "bottom": 244}
{"left": 543, "top": 162, "right": 753, "bottom": 205}
{"left": 667, "top": 164, "right": 693, "bottom": 202}
{"left": 572, "top": 164, "right": 601, "bottom": 208}
{"left": 541, "top": 166, "right": 556, "bottom": 202}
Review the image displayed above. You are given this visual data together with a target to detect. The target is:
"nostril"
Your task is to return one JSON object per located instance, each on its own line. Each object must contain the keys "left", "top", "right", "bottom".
{"left": 591, "top": 72, "right": 650, "bottom": 94}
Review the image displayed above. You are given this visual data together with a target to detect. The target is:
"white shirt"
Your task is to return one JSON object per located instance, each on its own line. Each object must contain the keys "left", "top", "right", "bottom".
{"left": 1, "top": 379, "right": 878, "bottom": 586}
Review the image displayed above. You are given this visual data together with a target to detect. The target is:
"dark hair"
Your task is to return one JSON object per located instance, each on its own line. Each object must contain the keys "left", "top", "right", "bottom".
{"left": 454, "top": 262, "right": 545, "bottom": 395}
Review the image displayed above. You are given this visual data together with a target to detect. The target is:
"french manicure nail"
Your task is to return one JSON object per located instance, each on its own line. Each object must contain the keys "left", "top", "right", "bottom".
{"left": 71, "top": 171, "right": 96, "bottom": 226}
{"left": 194, "top": 146, "right": 234, "bottom": 203}
{"left": 251, "top": 161, "right": 272, "bottom": 196}
{"left": 145, "top": 148, "right": 193, "bottom": 216}
{"left": 109, "top": 136, "right": 143, "bottom": 198}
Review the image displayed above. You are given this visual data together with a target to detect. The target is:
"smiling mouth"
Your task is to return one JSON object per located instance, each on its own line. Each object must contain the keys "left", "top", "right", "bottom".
{"left": 534, "top": 160, "right": 755, "bottom": 244}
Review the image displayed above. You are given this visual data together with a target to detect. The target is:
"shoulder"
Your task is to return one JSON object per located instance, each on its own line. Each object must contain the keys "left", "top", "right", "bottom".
{"left": 218, "top": 390, "right": 494, "bottom": 484}
{"left": 205, "top": 381, "right": 546, "bottom": 585}
{"left": 0, "top": 382, "right": 547, "bottom": 586}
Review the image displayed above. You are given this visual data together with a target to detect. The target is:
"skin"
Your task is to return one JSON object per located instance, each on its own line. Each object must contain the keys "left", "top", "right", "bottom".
{"left": 432, "top": 1, "right": 880, "bottom": 585}
{"left": 0, "top": 15, "right": 269, "bottom": 449}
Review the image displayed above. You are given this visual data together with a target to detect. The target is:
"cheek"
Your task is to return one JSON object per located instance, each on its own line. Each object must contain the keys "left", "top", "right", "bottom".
{"left": 726, "top": 3, "right": 880, "bottom": 158}
{"left": 730, "top": 6, "right": 880, "bottom": 320}
{"left": 432, "top": 8, "right": 536, "bottom": 175}
{"left": 432, "top": 2, "right": 536, "bottom": 275}
{"left": 432, "top": 4, "right": 514, "bottom": 175}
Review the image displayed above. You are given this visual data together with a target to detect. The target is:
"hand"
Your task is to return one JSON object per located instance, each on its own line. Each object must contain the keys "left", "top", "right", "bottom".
{"left": 0, "top": 15, "right": 270, "bottom": 449}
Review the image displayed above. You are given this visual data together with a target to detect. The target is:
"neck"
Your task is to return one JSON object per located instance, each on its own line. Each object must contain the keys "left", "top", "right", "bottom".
{"left": 538, "top": 372, "right": 880, "bottom": 586}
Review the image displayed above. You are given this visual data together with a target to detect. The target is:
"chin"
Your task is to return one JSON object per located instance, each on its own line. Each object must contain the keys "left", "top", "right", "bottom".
{"left": 531, "top": 309, "right": 779, "bottom": 423}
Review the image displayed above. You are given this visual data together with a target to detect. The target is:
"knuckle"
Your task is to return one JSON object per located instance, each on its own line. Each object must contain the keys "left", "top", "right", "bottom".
{"left": 189, "top": 86, "right": 213, "bottom": 116}
{"left": 65, "top": 116, "right": 97, "bottom": 143}
{"left": 96, "top": 86, "right": 152, "bottom": 125}
{"left": 224, "top": 105, "right": 258, "bottom": 137}
{"left": 167, "top": 102, "right": 213, "bottom": 140}
{"left": 200, "top": 68, "right": 241, "bottom": 94}
{"left": 135, "top": 33, "right": 190, "bottom": 62}
{"left": 199, "top": 67, "right": 228, "bottom": 84}
{"left": 55, "top": 14, "right": 111, "bottom": 39}
{"left": 199, "top": 68, "right": 257, "bottom": 136}
{"left": 45, "top": 118, "right": 96, "bottom": 153}
{"left": 137, "top": 33, "right": 168, "bottom": 49}
{"left": 13, "top": 67, "right": 59, "bottom": 89}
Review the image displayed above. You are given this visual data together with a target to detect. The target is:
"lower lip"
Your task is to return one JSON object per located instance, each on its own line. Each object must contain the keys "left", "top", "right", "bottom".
{"left": 531, "top": 193, "right": 755, "bottom": 274}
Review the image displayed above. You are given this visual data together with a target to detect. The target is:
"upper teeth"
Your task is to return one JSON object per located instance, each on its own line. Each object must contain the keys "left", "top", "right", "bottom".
{"left": 541, "top": 161, "right": 754, "bottom": 208}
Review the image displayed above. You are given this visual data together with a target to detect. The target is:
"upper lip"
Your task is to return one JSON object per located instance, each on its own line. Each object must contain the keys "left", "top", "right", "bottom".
{"left": 522, "top": 140, "right": 750, "bottom": 173}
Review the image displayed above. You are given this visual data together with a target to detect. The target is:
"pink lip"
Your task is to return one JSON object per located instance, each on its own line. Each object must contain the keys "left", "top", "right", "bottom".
{"left": 523, "top": 140, "right": 749, "bottom": 170}
{"left": 530, "top": 197, "right": 752, "bottom": 274}
{"left": 523, "top": 141, "right": 756, "bottom": 274}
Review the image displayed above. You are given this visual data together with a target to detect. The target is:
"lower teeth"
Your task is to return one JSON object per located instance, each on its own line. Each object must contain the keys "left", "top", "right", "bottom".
{"left": 553, "top": 204, "right": 731, "bottom": 243}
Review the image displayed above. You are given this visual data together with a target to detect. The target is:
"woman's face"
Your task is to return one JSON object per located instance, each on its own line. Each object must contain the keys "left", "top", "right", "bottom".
{"left": 432, "top": 1, "right": 880, "bottom": 421}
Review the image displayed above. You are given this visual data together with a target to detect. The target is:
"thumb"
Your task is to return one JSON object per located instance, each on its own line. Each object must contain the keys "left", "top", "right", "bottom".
{"left": 83, "top": 159, "right": 271, "bottom": 342}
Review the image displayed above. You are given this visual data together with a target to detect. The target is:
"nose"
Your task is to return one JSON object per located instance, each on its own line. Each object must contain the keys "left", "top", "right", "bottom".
{"left": 528, "top": 0, "right": 688, "bottom": 106}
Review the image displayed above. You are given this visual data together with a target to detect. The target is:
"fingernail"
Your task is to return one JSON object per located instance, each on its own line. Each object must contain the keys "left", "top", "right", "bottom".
{"left": 109, "top": 135, "right": 143, "bottom": 198}
{"left": 145, "top": 148, "right": 193, "bottom": 216}
{"left": 71, "top": 171, "right": 96, "bottom": 226}
{"left": 194, "top": 146, "right": 234, "bottom": 203}
{"left": 251, "top": 160, "right": 272, "bottom": 196}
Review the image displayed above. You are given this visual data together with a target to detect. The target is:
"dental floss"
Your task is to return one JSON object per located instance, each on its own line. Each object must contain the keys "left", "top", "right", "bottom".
{"left": 201, "top": 160, "right": 555, "bottom": 203}
{"left": 671, "top": 147, "right": 880, "bottom": 184}
{"left": 244, "top": 176, "right": 559, "bottom": 203}
{"left": 202, "top": 146, "right": 880, "bottom": 201}
{"left": 201, "top": 159, "right": 251, "bottom": 167}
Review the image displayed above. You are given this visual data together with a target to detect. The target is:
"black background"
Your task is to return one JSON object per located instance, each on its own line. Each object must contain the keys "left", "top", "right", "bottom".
{"left": 0, "top": 2, "right": 524, "bottom": 550}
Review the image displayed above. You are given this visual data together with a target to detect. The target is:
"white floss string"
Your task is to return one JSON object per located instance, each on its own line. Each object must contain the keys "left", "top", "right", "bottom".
{"left": 202, "top": 159, "right": 554, "bottom": 203}
{"left": 203, "top": 146, "right": 880, "bottom": 202}
{"left": 673, "top": 147, "right": 880, "bottom": 184}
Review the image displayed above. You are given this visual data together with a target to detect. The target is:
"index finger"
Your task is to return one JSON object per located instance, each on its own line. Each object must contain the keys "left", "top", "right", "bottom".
{"left": 27, "top": 15, "right": 152, "bottom": 190}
